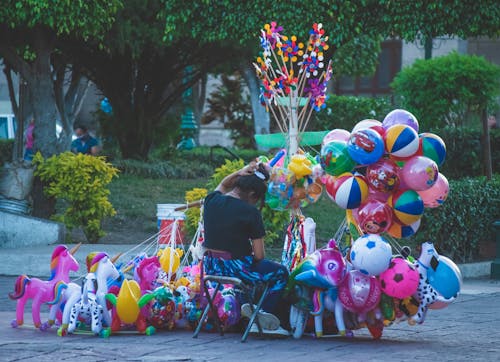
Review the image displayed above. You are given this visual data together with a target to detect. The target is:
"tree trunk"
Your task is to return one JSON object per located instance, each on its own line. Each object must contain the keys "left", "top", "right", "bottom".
{"left": 424, "top": 35, "right": 433, "bottom": 59}
{"left": 482, "top": 108, "right": 492, "bottom": 180}
{"left": 192, "top": 74, "right": 207, "bottom": 143}
{"left": 115, "top": 109, "right": 155, "bottom": 160}
{"left": 240, "top": 62, "right": 270, "bottom": 141}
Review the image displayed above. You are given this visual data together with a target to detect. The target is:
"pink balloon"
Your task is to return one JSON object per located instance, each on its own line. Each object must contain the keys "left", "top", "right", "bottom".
{"left": 322, "top": 129, "right": 351, "bottom": 146}
{"left": 401, "top": 156, "right": 439, "bottom": 191}
{"left": 338, "top": 270, "right": 382, "bottom": 314}
{"left": 417, "top": 173, "right": 449, "bottom": 208}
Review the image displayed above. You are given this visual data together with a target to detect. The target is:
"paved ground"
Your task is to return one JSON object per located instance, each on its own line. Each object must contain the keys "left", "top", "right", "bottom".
{"left": 1, "top": 275, "right": 500, "bottom": 362}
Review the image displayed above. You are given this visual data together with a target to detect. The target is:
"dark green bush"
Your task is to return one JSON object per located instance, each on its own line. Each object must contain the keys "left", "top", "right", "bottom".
{"left": 391, "top": 52, "right": 500, "bottom": 129}
{"left": 408, "top": 175, "right": 500, "bottom": 263}
{"left": 113, "top": 147, "right": 263, "bottom": 179}
{"left": 0, "top": 139, "right": 14, "bottom": 166}
{"left": 311, "top": 95, "right": 393, "bottom": 131}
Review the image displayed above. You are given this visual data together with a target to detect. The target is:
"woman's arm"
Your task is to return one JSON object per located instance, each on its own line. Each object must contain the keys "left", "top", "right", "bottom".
{"left": 215, "top": 160, "right": 257, "bottom": 194}
{"left": 251, "top": 238, "right": 265, "bottom": 261}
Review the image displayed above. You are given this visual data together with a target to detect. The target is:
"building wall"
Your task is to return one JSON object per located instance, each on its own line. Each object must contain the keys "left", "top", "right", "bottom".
{"left": 401, "top": 36, "right": 468, "bottom": 68}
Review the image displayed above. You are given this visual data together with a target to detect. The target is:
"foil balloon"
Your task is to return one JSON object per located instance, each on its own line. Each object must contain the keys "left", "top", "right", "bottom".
{"left": 338, "top": 270, "right": 382, "bottom": 314}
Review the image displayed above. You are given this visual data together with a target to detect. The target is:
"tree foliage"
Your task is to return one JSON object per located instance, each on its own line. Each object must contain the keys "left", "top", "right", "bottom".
{"left": 391, "top": 52, "right": 500, "bottom": 128}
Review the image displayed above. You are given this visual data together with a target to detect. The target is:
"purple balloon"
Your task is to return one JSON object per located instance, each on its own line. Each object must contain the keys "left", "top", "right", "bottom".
{"left": 382, "top": 109, "right": 419, "bottom": 132}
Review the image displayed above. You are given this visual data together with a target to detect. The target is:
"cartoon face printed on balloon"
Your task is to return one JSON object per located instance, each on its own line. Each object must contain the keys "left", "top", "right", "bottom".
{"left": 401, "top": 156, "right": 439, "bottom": 191}
{"left": 357, "top": 199, "right": 393, "bottom": 234}
{"left": 366, "top": 158, "right": 400, "bottom": 193}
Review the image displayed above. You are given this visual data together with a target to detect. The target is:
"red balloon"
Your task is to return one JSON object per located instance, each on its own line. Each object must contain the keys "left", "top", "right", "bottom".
{"left": 366, "top": 158, "right": 401, "bottom": 193}
{"left": 357, "top": 199, "right": 393, "bottom": 234}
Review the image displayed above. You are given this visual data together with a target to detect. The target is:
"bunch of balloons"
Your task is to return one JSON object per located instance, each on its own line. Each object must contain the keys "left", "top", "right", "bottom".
{"left": 262, "top": 149, "right": 324, "bottom": 210}
{"left": 320, "top": 109, "right": 449, "bottom": 239}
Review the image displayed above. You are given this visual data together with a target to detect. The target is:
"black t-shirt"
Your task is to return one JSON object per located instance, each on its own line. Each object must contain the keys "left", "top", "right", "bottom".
{"left": 203, "top": 191, "right": 266, "bottom": 258}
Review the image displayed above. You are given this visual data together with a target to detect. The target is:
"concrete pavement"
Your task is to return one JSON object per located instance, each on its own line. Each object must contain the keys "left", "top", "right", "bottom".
{"left": 1, "top": 276, "right": 499, "bottom": 361}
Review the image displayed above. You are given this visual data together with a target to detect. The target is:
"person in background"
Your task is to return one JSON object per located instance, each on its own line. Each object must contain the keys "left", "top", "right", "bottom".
{"left": 202, "top": 160, "right": 290, "bottom": 337}
{"left": 71, "top": 124, "right": 100, "bottom": 155}
{"left": 23, "top": 118, "right": 35, "bottom": 162}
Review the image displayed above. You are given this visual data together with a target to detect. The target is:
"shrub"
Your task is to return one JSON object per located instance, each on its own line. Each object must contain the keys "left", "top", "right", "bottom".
{"left": 0, "top": 139, "right": 14, "bottom": 166}
{"left": 312, "top": 95, "right": 393, "bottom": 131}
{"left": 391, "top": 52, "right": 500, "bottom": 129}
{"left": 408, "top": 175, "right": 500, "bottom": 263}
{"left": 33, "top": 152, "right": 119, "bottom": 243}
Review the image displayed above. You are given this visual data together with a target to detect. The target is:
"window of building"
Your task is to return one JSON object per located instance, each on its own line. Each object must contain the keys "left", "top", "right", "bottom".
{"left": 334, "top": 39, "right": 402, "bottom": 96}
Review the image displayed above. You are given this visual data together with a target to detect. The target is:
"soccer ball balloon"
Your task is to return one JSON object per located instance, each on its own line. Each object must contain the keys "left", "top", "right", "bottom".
{"left": 379, "top": 257, "right": 419, "bottom": 299}
{"left": 350, "top": 234, "right": 392, "bottom": 276}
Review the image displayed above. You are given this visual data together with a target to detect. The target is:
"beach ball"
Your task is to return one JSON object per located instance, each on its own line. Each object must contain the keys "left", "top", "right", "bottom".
{"left": 366, "top": 158, "right": 400, "bottom": 193}
{"left": 350, "top": 234, "right": 392, "bottom": 276}
{"left": 325, "top": 173, "right": 368, "bottom": 209}
{"left": 347, "top": 128, "right": 385, "bottom": 165}
{"left": 401, "top": 156, "right": 439, "bottom": 191}
{"left": 323, "top": 129, "right": 351, "bottom": 146}
{"left": 382, "top": 109, "right": 419, "bottom": 132}
{"left": 379, "top": 257, "right": 419, "bottom": 299}
{"left": 352, "top": 119, "right": 385, "bottom": 137}
{"left": 388, "top": 189, "right": 424, "bottom": 225}
{"left": 320, "top": 141, "right": 356, "bottom": 176}
{"left": 384, "top": 124, "right": 419, "bottom": 159}
{"left": 386, "top": 219, "right": 421, "bottom": 238}
{"left": 338, "top": 270, "right": 382, "bottom": 314}
{"left": 419, "top": 132, "right": 446, "bottom": 167}
{"left": 417, "top": 173, "right": 449, "bottom": 208}
{"left": 357, "top": 199, "right": 393, "bottom": 234}
{"left": 426, "top": 255, "right": 463, "bottom": 299}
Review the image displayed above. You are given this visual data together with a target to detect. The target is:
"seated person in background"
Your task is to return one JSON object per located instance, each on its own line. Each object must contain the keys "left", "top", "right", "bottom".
{"left": 202, "top": 160, "right": 290, "bottom": 337}
{"left": 71, "top": 124, "right": 100, "bottom": 155}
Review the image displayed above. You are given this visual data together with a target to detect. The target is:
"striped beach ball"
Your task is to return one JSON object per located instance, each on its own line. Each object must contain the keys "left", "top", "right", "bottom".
{"left": 386, "top": 219, "right": 421, "bottom": 238}
{"left": 384, "top": 124, "right": 419, "bottom": 159}
{"left": 388, "top": 189, "right": 424, "bottom": 226}
{"left": 325, "top": 173, "right": 368, "bottom": 209}
{"left": 419, "top": 132, "right": 446, "bottom": 167}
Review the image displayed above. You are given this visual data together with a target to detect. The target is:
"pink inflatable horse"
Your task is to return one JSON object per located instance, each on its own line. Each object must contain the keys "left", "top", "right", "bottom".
{"left": 9, "top": 244, "right": 80, "bottom": 329}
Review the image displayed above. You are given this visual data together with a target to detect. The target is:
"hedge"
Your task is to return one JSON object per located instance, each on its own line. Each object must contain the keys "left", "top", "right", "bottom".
{"left": 407, "top": 175, "right": 500, "bottom": 263}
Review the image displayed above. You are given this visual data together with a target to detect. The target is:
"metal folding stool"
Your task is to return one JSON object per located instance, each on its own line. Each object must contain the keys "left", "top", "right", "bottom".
{"left": 192, "top": 250, "right": 271, "bottom": 342}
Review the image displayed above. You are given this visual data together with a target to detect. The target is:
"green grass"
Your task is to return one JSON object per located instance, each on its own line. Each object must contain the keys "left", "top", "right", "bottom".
{"left": 105, "top": 173, "right": 346, "bottom": 245}
{"left": 106, "top": 174, "right": 209, "bottom": 234}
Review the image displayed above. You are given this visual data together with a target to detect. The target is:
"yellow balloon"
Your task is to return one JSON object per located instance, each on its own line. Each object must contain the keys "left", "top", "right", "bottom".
{"left": 158, "top": 247, "right": 183, "bottom": 275}
{"left": 116, "top": 279, "right": 141, "bottom": 324}
{"left": 287, "top": 154, "right": 312, "bottom": 179}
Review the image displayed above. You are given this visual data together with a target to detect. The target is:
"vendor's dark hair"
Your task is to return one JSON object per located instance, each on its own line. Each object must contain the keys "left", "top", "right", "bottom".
{"left": 235, "top": 163, "right": 269, "bottom": 203}
{"left": 73, "top": 123, "right": 87, "bottom": 132}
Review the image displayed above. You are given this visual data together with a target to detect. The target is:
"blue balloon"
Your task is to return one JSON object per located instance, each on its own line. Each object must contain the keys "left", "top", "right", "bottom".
{"left": 427, "top": 255, "right": 462, "bottom": 299}
{"left": 347, "top": 128, "right": 384, "bottom": 165}
{"left": 100, "top": 98, "right": 113, "bottom": 114}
